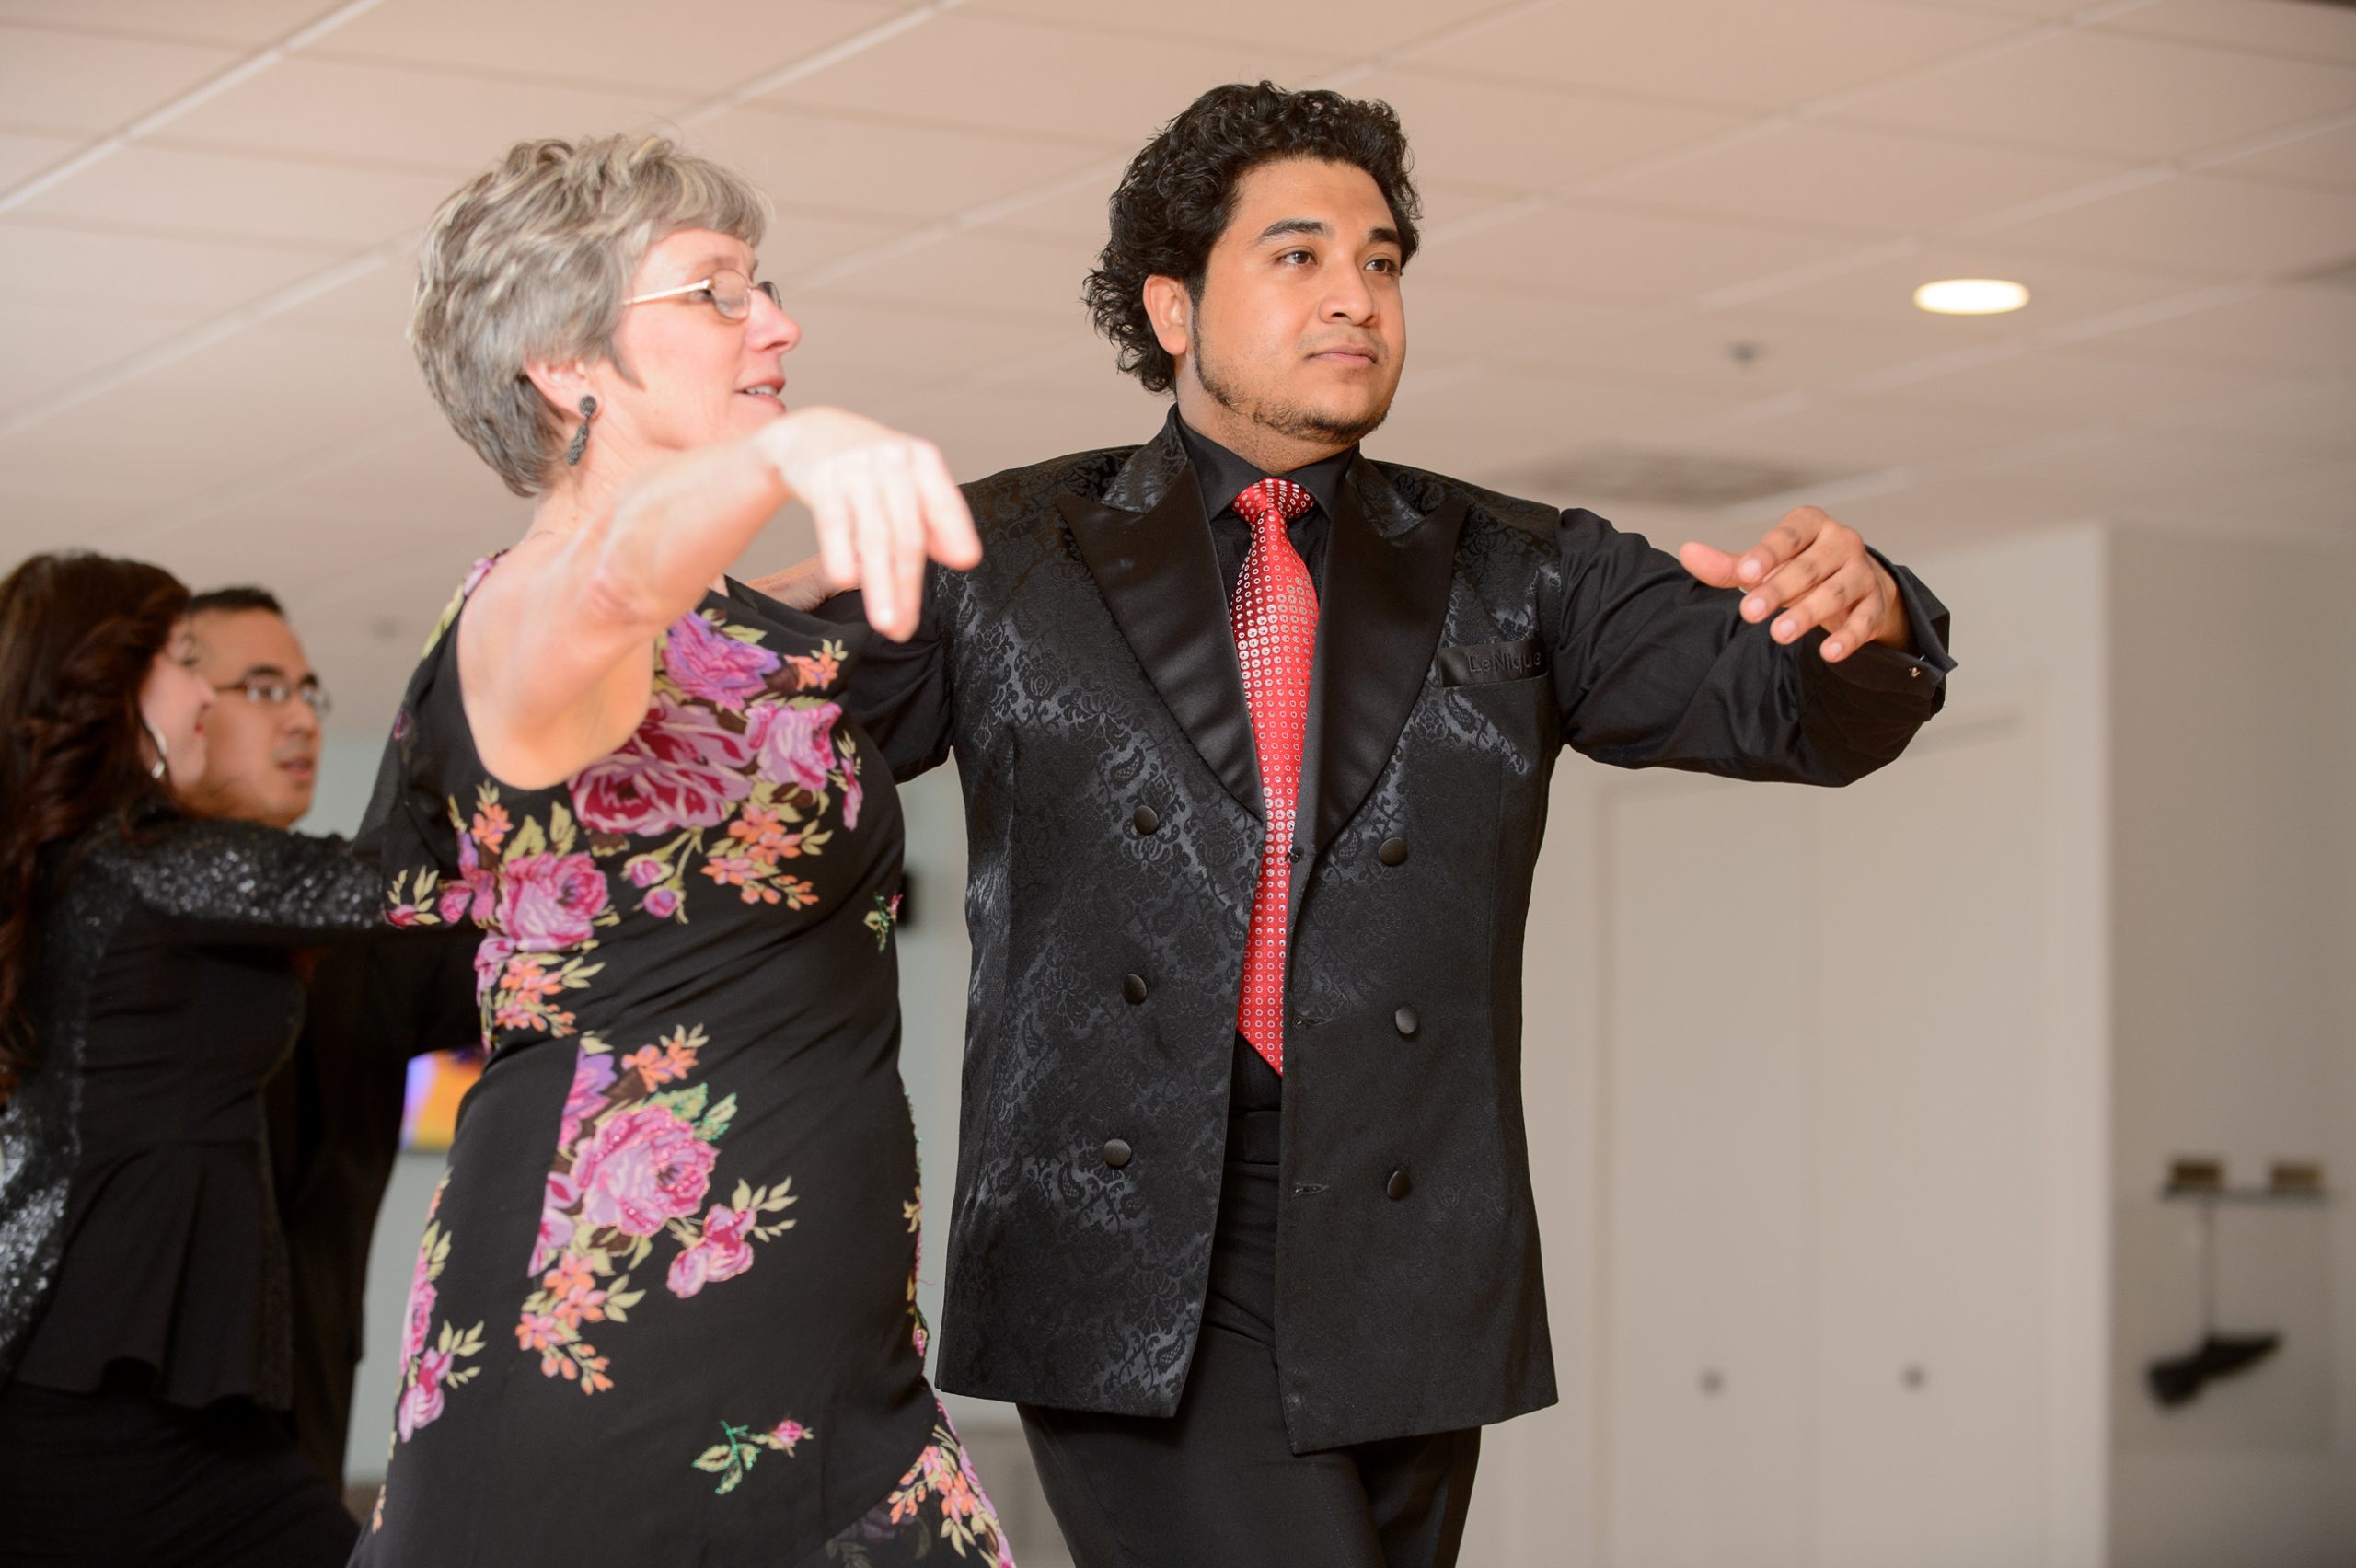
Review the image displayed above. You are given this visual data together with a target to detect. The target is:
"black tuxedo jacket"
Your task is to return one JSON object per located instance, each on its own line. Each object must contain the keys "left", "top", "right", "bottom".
{"left": 832, "top": 419, "right": 1951, "bottom": 1451}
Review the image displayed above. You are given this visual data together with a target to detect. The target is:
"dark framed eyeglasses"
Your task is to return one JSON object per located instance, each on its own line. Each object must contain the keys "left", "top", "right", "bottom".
{"left": 213, "top": 674, "right": 331, "bottom": 720}
{"left": 623, "top": 268, "right": 782, "bottom": 324}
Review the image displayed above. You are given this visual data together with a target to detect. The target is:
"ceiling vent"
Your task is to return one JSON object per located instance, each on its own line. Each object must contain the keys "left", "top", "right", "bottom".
{"left": 1492, "top": 446, "right": 1863, "bottom": 510}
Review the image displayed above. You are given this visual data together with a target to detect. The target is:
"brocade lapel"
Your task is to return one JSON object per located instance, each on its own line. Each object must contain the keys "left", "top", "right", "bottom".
{"left": 1300, "top": 459, "right": 1467, "bottom": 857}
{"left": 1057, "top": 429, "right": 1262, "bottom": 818}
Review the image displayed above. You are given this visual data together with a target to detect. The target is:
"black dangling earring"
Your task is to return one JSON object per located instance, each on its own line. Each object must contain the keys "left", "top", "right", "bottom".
{"left": 565, "top": 394, "right": 597, "bottom": 467}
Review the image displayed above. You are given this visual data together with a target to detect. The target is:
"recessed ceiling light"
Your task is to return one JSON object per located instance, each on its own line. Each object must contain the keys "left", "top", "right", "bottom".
{"left": 1913, "top": 278, "right": 2029, "bottom": 316}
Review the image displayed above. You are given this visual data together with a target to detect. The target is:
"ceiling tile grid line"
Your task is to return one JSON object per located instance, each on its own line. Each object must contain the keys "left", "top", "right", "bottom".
{"left": 3, "top": 0, "right": 2350, "bottom": 632}
{"left": 0, "top": 229, "right": 416, "bottom": 441}
{"left": 0, "top": 0, "right": 985, "bottom": 443}
{"left": 0, "top": 0, "right": 1605, "bottom": 444}
{"left": 671, "top": 0, "right": 970, "bottom": 129}
{"left": 0, "top": 0, "right": 387, "bottom": 214}
{"left": 1458, "top": 102, "right": 2356, "bottom": 383}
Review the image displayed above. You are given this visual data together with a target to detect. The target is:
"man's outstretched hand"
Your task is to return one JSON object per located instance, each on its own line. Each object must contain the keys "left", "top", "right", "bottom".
{"left": 1679, "top": 505, "right": 1910, "bottom": 663}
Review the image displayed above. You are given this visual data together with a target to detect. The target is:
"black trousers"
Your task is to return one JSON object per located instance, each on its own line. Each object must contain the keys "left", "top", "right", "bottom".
{"left": 1020, "top": 1107, "right": 1481, "bottom": 1568}
{"left": 0, "top": 1372, "right": 358, "bottom": 1568}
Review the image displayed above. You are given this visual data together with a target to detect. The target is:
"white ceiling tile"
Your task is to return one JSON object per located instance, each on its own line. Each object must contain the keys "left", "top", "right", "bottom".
{"left": 818, "top": 227, "right": 1097, "bottom": 323}
{"left": 685, "top": 107, "right": 1106, "bottom": 224}
{"left": 1958, "top": 428, "right": 2287, "bottom": 506}
{"left": 1398, "top": 280, "right": 1648, "bottom": 362}
{"left": 914, "top": 382, "right": 1168, "bottom": 483}
{"left": 758, "top": 12, "right": 1338, "bottom": 147}
{"left": 1829, "top": 27, "right": 2356, "bottom": 161}
{"left": 0, "top": 317, "right": 427, "bottom": 506}
{"left": 2097, "top": 0, "right": 2356, "bottom": 66}
{"left": 1539, "top": 306, "right": 1969, "bottom": 394}
{"left": 1410, "top": 201, "right": 1862, "bottom": 302}
{"left": 0, "top": 1, "right": 326, "bottom": 46}
{"left": 1872, "top": 342, "right": 2281, "bottom": 422}
{"left": 2204, "top": 120, "right": 2356, "bottom": 196}
{"left": 0, "top": 128, "right": 84, "bottom": 189}
{"left": 0, "top": 24, "right": 240, "bottom": 134}
{"left": 761, "top": 209, "right": 927, "bottom": 282}
{"left": 314, "top": 0, "right": 903, "bottom": 95}
{"left": 1405, "top": 0, "right": 2018, "bottom": 112}
{"left": 1986, "top": 173, "right": 2356, "bottom": 277}
{"left": 964, "top": 0, "right": 1502, "bottom": 54}
{"left": 1759, "top": 242, "right": 2220, "bottom": 337}
{"left": 1804, "top": 471, "right": 2093, "bottom": 559}
{"left": 1869, "top": 0, "right": 2087, "bottom": 17}
{"left": 20, "top": 144, "right": 460, "bottom": 248}
{"left": 0, "top": 217, "right": 333, "bottom": 312}
{"left": 0, "top": 300, "right": 214, "bottom": 417}
{"left": 773, "top": 297, "right": 1090, "bottom": 411}
{"left": 0, "top": 475, "right": 179, "bottom": 555}
{"left": 264, "top": 253, "right": 419, "bottom": 340}
{"left": 986, "top": 168, "right": 1517, "bottom": 246}
{"left": 2079, "top": 283, "right": 2356, "bottom": 375}
{"left": 1346, "top": 67, "right": 1746, "bottom": 193}
{"left": 1599, "top": 121, "right": 2131, "bottom": 237}
{"left": 2130, "top": 375, "right": 2356, "bottom": 462}
{"left": 1386, "top": 364, "right": 1740, "bottom": 449}
{"left": 157, "top": 57, "right": 689, "bottom": 172}
{"left": 1675, "top": 394, "right": 2051, "bottom": 470}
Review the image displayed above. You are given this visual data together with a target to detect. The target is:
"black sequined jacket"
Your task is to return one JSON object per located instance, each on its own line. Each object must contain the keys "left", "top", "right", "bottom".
{"left": 836, "top": 421, "right": 1954, "bottom": 1452}
{"left": 0, "top": 816, "right": 386, "bottom": 1403}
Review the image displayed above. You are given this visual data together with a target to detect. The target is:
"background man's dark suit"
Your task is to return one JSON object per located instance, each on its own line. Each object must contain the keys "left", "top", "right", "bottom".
{"left": 830, "top": 410, "right": 1951, "bottom": 1548}
{"left": 264, "top": 932, "right": 476, "bottom": 1486}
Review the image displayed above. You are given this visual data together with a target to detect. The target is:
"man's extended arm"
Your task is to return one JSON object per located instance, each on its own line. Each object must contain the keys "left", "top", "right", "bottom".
{"left": 1551, "top": 507, "right": 1954, "bottom": 785}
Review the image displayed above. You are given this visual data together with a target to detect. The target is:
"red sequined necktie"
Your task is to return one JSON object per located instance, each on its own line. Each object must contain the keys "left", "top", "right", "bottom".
{"left": 1230, "top": 477, "right": 1318, "bottom": 1075}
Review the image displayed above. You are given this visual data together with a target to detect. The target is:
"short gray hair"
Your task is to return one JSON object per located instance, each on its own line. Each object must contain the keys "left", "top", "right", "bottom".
{"left": 410, "top": 133, "right": 768, "bottom": 496}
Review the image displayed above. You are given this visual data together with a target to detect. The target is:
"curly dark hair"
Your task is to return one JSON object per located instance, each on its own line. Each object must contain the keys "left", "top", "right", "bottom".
{"left": 0, "top": 551, "right": 189, "bottom": 1097}
{"left": 1085, "top": 82, "right": 1422, "bottom": 394}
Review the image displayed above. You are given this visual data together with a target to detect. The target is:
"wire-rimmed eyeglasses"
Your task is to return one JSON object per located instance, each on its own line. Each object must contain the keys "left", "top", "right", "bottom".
{"left": 623, "top": 269, "right": 782, "bottom": 324}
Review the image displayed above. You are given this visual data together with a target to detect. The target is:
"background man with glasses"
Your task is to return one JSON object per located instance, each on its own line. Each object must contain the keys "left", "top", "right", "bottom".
{"left": 184, "top": 586, "right": 475, "bottom": 1502}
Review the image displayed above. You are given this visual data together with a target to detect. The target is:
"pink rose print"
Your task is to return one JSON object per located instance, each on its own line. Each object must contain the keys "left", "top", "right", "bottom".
{"left": 442, "top": 828, "right": 497, "bottom": 927}
{"left": 472, "top": 935, "right": 514, "bottom": 1003}
{"left": 495, "top": 850, "right": 607, "bottom": 952}
{"left": 531, "top": 1171, "right": 581, "bottom": 1275}
{"left": 643, "top": 886, "right": 681, "bottom": 919}
{"left": 746, "top": 701, "right": 841, "bottom": 796}
{"left": 398, "top": 1346, "right": 451, "bottom": 1440}
{"left": 571, "top": 695, "right": 755, "bottom": 836}
{"left": 624, "top": 857, "right": 666, "bottom": 888}
{"left": 400, "top": 1248, "right": 436, "bottom": 1365}
{"left": 770, "top": 1418, "right": 811, "bottom": 1451}
{"left": 559, "top": 1055, "right": 618, "bottom": 1149}
{"left": 569, "top": 1104, "right": 716, "bottom": 1238}
{"left": 665, "top": 1203, "right": 756, "bottom": 1299}
{"left": 663, "top": 610, "right": 780, "bottom": 711}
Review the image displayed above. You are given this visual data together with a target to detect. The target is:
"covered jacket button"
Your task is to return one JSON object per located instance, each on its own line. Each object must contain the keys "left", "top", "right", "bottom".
{"left": 1122, "top": 974, "right": 1149, "bottom": 1005}
{"left": 1379, "top": 836, "right": 1409, "bottom": 867}
{"left": 1394, "top": 1006, "right": 1419, "bottom": 1039}
{"left": 1386, "top": 1168, "right": 1412, "bottom": 1200}
{"left": 1103, "top": 1138, "right": 1133, "bottom": 1170}
{"left": 1132, "top": 805, "right": 1160, "bottom": 836}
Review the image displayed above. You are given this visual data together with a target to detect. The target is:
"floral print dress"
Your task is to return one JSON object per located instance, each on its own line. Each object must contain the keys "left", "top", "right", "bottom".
{"left": 350, "top": 561, "right": 1012, "bottom": 1567}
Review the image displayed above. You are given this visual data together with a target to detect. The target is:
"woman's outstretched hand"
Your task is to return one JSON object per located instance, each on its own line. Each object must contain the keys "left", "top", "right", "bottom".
{"left": 756, "top": 408, "right": 979, "bottom": 640}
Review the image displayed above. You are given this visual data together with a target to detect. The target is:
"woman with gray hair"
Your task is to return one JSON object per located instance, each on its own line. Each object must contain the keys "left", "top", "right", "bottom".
{"left": 349, "top": 134, "right": 1010, "bottom": 1565}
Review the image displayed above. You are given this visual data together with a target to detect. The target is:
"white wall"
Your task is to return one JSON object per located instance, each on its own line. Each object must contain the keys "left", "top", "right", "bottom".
{"left": 2106, "top": 532, "right": 2356, "bottom": 1568}
{"left": 1470, "top": 523, "right": 2115, "bottom": 1568}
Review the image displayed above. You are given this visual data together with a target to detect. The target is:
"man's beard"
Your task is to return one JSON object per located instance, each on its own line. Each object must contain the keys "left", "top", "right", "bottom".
{"left": 1191, "top": 324, "right": 1392, "bottom": 449}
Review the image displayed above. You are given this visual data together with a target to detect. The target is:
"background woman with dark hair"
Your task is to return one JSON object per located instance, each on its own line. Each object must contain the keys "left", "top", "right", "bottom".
{"left": 0, "top": 550, "right": 387, "bottom": 1567}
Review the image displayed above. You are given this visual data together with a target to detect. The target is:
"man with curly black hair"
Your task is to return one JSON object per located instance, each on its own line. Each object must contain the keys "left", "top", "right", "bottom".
{"left": 788, "top": 80, "right": 1955, "bottom": 1568}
